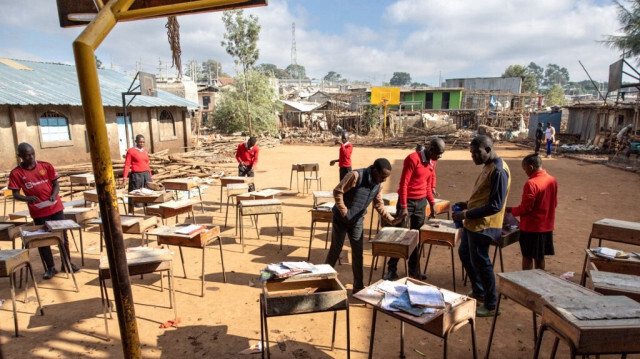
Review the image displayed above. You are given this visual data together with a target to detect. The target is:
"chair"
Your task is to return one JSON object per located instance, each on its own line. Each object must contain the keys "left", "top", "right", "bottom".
{"left": 303, "top": 164, "right": 321, "bottom": 195}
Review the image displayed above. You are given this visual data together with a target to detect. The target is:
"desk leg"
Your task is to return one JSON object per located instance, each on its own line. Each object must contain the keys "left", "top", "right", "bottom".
{"left": 550, "top": 337, "right": 559, "bottom": 359}
{"left": 368, "top": 209, "right": 375, "bottom": 241}
{"left": 346, "top": 303, "right": 350, "bottom": 359}
{"left": 219, "top": 185, "right": 223, "bottom": 212}
{"left": 450, "top": 245, "right": 456, "bottom": 291}
{"left": 289, "top": 169, "right": 293, "bottom": 190}
{"left": 368, "top": 256, "right": 377, "bottom": 285}
{"left": 368, "top": 308, "right": 377, "bottom": 359}
{"left": 260, "top": 296, "right": 265, "bottom": 359}
{"left": 99, "top": 275, "right": 110, "bottom": 338}
{"left": 198, "top": 187, "right": 204, "bottom": 213}
{"left": 422, "top": 244, "right": 433, "bottom": 275}
{"left": 331, "top": 310, "right": 337, "bottom": 351}
{"left": 579, "top": 238, "right": 593, "bottom": 285}
{"left": 498, "top": 247, "right": 504, "bottom": 272}
{"left": 9, "top": 271, "right": 18, "bottom": 336}
{"left": 255, "top": 215, "right": 260, "bottom": 239}
{"left": 169, "top": 267, "right": 178, "bottom": 323}
{"left": 201, "top": 247, "right": 205, "bottom": 297}
{"left": 533, "top": 325, "right": 546, "bottom": 359}
{"left": 485, "top": 295, "right": 501, "bottom": 359}
{"left": 400, "top": 321, "right": 405, "bottom": 359}
{"left": 276, "top": 213, "right": 283, "bottom": 250}
{"left": 532, "top": 312, "right": 538, "bottom": 344}
{"left": 217, "top": 237, "right": 227, "bottom": 283}
{"left": 79, "top": 228, "right": 85, "bottom": 266}
{"left": 240, "top": 212, "right": 245, "bottom": 253}
{"left": 179, "top": 247, "right": 187, "bottom": 279}
{"left": 263, "top": 298, "right": 271, "bottom": 359}
{"left": 307, "top": 219, "right": 315, "bottom": 261}
{"left": 325, "top": 222, "right": 330, "bottom": 249}
{"left": 470, "top": 318, "right": 478, "bottom": 359}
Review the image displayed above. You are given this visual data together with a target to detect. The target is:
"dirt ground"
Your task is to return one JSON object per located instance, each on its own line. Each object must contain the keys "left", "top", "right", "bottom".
{"left": 2, "top": 143, "right": 640, "bottom": 358}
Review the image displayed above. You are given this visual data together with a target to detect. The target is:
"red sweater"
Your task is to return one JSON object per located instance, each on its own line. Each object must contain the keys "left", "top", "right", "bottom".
{"left": 338, "top": 142, "right": 353, "bottom": 167}
{"left": 511, "top": 169, "right": 558, "bottom": 232}
{"left": 236, "top": 142, "right": 259, "bottom": 166}
{"left": 397, "top": 151, "right": 437, "bottom": 208}
{"left": 123, "top": 147, "right": 151, "bottom": 179}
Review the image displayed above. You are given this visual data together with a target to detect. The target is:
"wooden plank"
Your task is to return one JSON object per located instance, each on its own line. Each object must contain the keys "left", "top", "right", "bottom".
{"left": 263, "top": 277, "right": 347, "bottom": 316}
{"left": 589, "top": 271, "right": 640, "bottom": 302}
{"left": 497, "top": 270, "right": 600, "bottom": 314}
{"left": 0, "top": 249, "right": 29, "bottom": 277}
{"left": 153, "top": 225, "right": 220, "bottom": 248}
{"left": 591, "top": 218, "right": 640, "bottom": 246}
{"left": 371, "top": 228, "right": 419, "bottom": 258}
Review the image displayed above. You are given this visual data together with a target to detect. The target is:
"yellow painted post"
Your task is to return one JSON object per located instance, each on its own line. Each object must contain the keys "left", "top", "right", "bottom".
{"left": 72, "top": 1, "right": 141, "bottom": 358}
{"left": 383, "top": 101, "right": 388, "bottom": 141}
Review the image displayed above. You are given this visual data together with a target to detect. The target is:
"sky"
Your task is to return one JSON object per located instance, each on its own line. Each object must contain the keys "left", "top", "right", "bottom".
{"left": 0, "top": 0, "right": 627, "bottom": 85}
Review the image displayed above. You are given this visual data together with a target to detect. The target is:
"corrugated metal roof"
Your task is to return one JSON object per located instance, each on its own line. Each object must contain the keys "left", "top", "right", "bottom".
{"left": 0, "top": 59, "right": 199, "bottom": 108}
{"left": 280, "top": 100, "right": 325, "bottom": 112}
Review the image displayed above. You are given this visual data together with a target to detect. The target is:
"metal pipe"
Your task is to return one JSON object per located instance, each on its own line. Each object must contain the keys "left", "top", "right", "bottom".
{"left": 116, "top": 0, "right": 248, "bottom": 21}
{"left": 73, "top": 0, "right": 141, "bottom": 358}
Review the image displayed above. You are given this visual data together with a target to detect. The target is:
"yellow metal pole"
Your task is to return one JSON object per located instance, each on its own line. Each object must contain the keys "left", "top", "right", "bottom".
{"left": 116, "top": 0, "right": 247, "bottom": 21}
{"left": 73, "top": 0, "right": 141, "bottom": 358}
{"left": 383, "top": 102, "right": 387, "bottom": 141}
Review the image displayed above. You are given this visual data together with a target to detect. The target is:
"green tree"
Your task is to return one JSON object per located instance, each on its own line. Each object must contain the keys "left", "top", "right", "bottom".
{"left": 323, "top": 71, "right": 342, "bottom": 82}
{"left": 221, "top": 10, "right": 261, "bottom": 135}
{"left": 603, "top": 0, "right": 640, "bottom": 62}
{"left": 543, "top": 64, "right": 570, "bottom": 87}
{"left": 362, "top": 105, "right": 380, "bottom": 133}
{"left": 256, "top": 63, "right": 290, "bottom": 79}
{"left": 389, "top": 72, "right": 411, "bottom": 86}
{"left": 213, "top": 70, "right": 281, "bottom": 134}
{"left": 411, "top": 82, "right": 429, "bottom": 87}
{"left": 502, "top": 64, "right": 538, "bottom": 93}
{"left": 527, "top": 62, "right": 544, "bottom": 87}
{"left": 285, "top": 64, "right": 306, "bottom": 79}
{"left": 202, "top": 59, "right": 229, "bottom": 80}
{"left": 545, "top": 84, "right": 568, "bottom": 106}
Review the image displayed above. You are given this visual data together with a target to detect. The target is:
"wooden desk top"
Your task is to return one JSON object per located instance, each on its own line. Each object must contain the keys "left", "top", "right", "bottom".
{"left": 220, "top": 176, "right": 254, "bottom": 184}
{"left": 240, "top": 199, "right": 282, "bottom": 207}
{"left": 313, "top": 191, "right": 333, "bottom": 199}
{"left": 354, "top": 277, "right": 475, "bottom": 335}
{"left": 371, "top": 227, "right": 418, "bottom": 246}
{"left": 83, "top": 189, "right": 125, "bottom": 202}
{"left": 497, "top": 269, "right": 600, "bottom": 314}
{"left": 45, "top": 220, "right": 81, "bottom": 231}
{"left": 291, "top": 163, "right": 318, "bottom": 171}
{"left": 99, "top": 247, "right": 172, "bottom": 270}
{"left": 89, "top": 215, "right": 150, "bottom": 228}
{"left": 420, "top": 220, "right": 458, "bottom": 246}
{"left": 162, "top": 178, "right": 202, "bottom": 191}
{"left": 148, "top": 225, "right": 220, "bottom": 248}
{"left": 9, "top": 210, "right": 30, "bottom": 220}
{"left": 541, "top": 295, "right": 640, "bottom": 353}
{"left": 227, "top": 183, "right": 249, "bottom": 190}
{"left": 158, "top": 199, "right": 199, "bottom": 209}
{"left": 589, "top": 270, "right": 640, "bottom": 299}
{"left": 70, "top": 173, "right": 95, "bottom": 184}
{"left": 591, "top": 218, "right": 640, "bottom": 245}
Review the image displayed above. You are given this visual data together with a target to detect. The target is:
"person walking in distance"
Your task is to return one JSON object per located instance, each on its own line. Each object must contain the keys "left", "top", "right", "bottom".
{"left": 330, "top": 131, "right": 353, "bottom": 181}
{"left": 235, "top": 136, "right": 259, "bottom": 192}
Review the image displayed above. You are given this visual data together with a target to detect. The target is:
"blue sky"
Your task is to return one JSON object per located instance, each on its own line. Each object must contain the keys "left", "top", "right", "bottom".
{"left": 0, "top": 0, "right": 625, "bottom": 85}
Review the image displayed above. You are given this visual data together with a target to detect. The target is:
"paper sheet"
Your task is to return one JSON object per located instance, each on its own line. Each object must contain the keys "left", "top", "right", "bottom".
{"left": 23, "top": 229, "right": 49, "bottom": 236}
{"left": 381, "top": 293, "right": 400, "bottom": 311}
{"left": 34, "top": 200, "right": 57, "bottom": 209}
{"left": 174, "top": 224, "right": 205, "bottom": 235}
{"left": 407, "top": 281, "right": 445, "bottom": 308}
{"left": 376, "top": 280, "right": 408, "bottom": 298}
{"left": 281, "top": 261, "right": 315, "bottom": 271}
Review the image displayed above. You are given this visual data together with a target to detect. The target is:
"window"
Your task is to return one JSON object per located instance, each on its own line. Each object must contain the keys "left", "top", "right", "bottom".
{"left": 202, "top": 96, "right": 211, "bottom": 110}
{"left": 441, "top": 92, "right": 450, "bottom": 109}
{"left": 425, "top": 93, "right": 434, "bottom": 109}
{"left": 159, "top": 109, "right": 176, "bottom": 139}
{"left": 39, "top": 111, "right": 71, "bottom": 142}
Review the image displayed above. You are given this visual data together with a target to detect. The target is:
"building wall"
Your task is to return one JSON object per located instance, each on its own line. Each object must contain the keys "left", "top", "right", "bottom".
{"left": 445, "top": 77, "right": 522, "bottom": 94}
{"left": 0, "top": 105, "right": 190, "bottom": 171}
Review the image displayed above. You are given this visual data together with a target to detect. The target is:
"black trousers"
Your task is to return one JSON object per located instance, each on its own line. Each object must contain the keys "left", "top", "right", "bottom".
{"left": 387, "top": 197, "right": 427, "bottom": 275}
{"left": 33, "top": 210, "right": 71, "bottom": 270}
{"left": 325, "top": 215, "right": 365, "bottom": 291}
{"left": 238, "top": 164, "right": 255, "bottom": 192}
{"left": 339, "top": 167, "right": 352, "bottom": 181}
{"left": 128, "top": 171, "right": 152, "bottom": 207}
{"left": 534, "top": 139, "right": 542, "bottom": 155}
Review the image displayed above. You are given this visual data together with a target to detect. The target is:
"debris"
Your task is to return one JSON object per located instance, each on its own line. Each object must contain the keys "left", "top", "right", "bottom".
{"left": 159, "top": 317, "right": 181, "bottom": 328}
{"left": 249, "top": 280, "right": 255, "bottom": 287}
{"left": 414, "top": 348, "right": 426, "bottom": 356}
{"left": 0, "top": 299, "right": 4, "bottom": 306}
{"left": 560, "top": 272, "right": 574, "bottom": 280}
{"left": 238, "top": 343, "right": 262, "bottom": 355}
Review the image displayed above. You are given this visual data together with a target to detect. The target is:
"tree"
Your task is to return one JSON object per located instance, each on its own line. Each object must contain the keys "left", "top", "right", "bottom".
{"left": 221, "top": 10, "right": 261, "bottom": 135}
{"left": 545, "top": 84, "right": 568, "bottom": 106}
{"left": 285, "top": 64, "right": 306, "bottom": 79}
{"left": 213, "top": 70, "right": 281, "bottom": 134}
{"left": 256, "top": 63, "right": 290, "bottom": 79}
{"left": 527, "top": 62, "right": 544, "bottom": 87}
{"left": 323, "top": 71, "right": 342, "bottom": 82}
{"left": 543, "top": 64, "right": 570, "bottom": 87}
{"left": 411, "top": 82, "right": 429, "bottom": 87}
{"left": 502, "top": 64, "right": 538, "bottom": 93}
{"left": 202, "top": 59, "right": 228, "bottom": 80}
{"left": 603, "top": 0, "right": 640, "bottom": 62}
{"left": 389, "top": 72, "right": 411, "bottom": 86}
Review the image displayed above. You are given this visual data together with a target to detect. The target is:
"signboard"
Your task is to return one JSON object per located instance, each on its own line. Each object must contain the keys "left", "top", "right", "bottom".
{"left": 139, "top": 72, "right": 157, "bottom": 97}
{"left": 608, "top": 59, "right": 623, "bottom": 93}
{"left": 371, "top": 87, "right": 400, "bottom": 106}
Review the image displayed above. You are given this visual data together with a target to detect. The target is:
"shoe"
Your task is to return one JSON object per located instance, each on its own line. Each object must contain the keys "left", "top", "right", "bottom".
{"left": 383, "top": 271, "right": 399, "bottom": 281}
{"left": 61, "top": 263, "right": 80, "bottom": 273}
{"left": 476, "top": 305, "right": 500, "bottom": 317}
{"left": 43, "top": 267, "right": 58, "bottom": 280}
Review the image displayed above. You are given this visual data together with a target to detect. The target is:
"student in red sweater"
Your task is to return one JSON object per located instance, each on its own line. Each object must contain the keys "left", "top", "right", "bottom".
{"left": 9, "top": 143, "right": 79, "bottom": 279}
{"left": 235, "top": 136, "right": 258, "bottom": 191}
{"left": 385, "top": 138, "right": 446, "bottom": 280}
{"left": 507, "top": 154, "right": 558, "bottom": 270}
{"left": 330, "top": 131, "right": 353, "bottom": 180}
{"left": 122, "top": 134, "right": 152, "bottom": 211}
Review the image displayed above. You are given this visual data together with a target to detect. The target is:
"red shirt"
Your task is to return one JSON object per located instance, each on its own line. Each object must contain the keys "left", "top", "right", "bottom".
{"left": 397, "top": 151, "right": 437, "bottom": 208}
{"left": 8, "top": 161, "right": 64, "bottom": 218}
{"left": 123, "top": 147, "right": 151, "bottom": 179}
{"left": 511, "top": 169, "right": 558, "bottom": 232}
{"left": 338, "top": 142, "right": 353, "bottom": 168}
{"left": 235, "top": 142, "right": 259, "bottom": 166}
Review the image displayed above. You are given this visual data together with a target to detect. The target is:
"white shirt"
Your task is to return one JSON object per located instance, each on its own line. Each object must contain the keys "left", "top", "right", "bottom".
{"left": 545, "top": 127, "right": 555, "bottom": 141}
